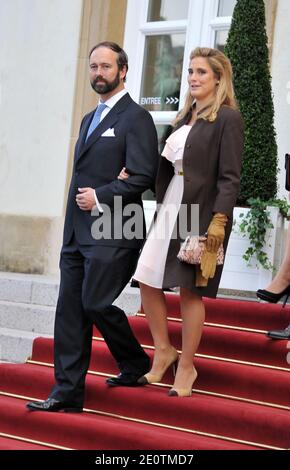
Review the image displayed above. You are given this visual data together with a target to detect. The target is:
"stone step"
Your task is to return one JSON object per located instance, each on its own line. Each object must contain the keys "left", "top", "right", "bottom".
{"left": 0, "top": 284, "right": 141, "bottom": 342}
{"left": 0, "top": 272, "right": 141, "bottom": 313}
{"left": 0, "top": 285, "right": 140, "bottom": 363}
{"left": 0, "top": 270, "right": 141, "bottom": 364}
{"left": 0, "top": 300, "right": 56, "bottom": 335}
{"left": 0, "top": 327, "right": 52, "bottom": 363}
{"left": 113, "top": 286, "right": 142, "bottom": 316}
{"left": 0, "top": 272, "right": 59, "bottom": 306}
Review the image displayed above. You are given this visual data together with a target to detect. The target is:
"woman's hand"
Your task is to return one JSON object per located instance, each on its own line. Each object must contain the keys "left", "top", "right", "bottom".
{"left": 118, "top": 167, "right": 130, "bottom": 180}
{"left": 200, "top": 213, "right": 228, "bottom": 279}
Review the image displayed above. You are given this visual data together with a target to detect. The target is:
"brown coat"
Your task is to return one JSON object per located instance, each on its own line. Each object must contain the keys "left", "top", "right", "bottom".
{"left": 155, "top": 105, "right": 244, "bottom": 297}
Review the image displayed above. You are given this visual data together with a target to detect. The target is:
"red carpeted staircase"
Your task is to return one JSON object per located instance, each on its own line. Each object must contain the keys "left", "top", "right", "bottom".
{"left": 0, "top": 294, "right": 290, "bottom": 450}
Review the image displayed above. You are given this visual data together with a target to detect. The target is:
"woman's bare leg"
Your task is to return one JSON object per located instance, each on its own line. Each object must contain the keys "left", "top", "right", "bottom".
{"left": 139, "top": 283, "right": 177, "bottom": 377}
{"left": 171, "top": 287, "right": 205, "bottom": 393}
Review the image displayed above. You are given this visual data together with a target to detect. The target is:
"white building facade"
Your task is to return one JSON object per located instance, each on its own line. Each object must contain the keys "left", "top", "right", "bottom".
{"left": 0, "top": 0, "right": 288, "bottom": 277}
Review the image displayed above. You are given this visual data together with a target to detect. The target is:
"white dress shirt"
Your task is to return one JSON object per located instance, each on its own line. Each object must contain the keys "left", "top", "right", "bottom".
{"left": 97, "top": 88, "right": 128, "bottom": 122}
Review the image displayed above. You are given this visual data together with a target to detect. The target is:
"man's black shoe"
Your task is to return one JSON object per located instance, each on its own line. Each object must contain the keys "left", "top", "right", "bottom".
{"left": 106, "top": 373, "right": 144, "bottom": 387}
{"left": 26, "top": 398, "right": 83, "bottom": 412}
{"left": 267, "top": 324, "right": 290, "bottom": 340}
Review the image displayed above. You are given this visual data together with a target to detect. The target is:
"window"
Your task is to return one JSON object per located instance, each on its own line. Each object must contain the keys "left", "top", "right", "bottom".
{"left": 124, "top": 0, "right": 190, "bottom": 128}
{"left": 147, "top": 0, "right": 190, "bottom": 21}
{"left": 124, "top": 0, "right": 236, "bottom": 122}
{"left": 214, "top": 30, "right": 229, "bottom": 52}
{"left": 218, "top": 0, "right": 236, "bottom": 17}
{"left": 124, "top": 0, "right": 236, "bottom": 206}
{"left": 140, "top": 33, "right": 186, "bottom": 113}
{"left": 213, "top": 0, "right": 237, "bottom": 51}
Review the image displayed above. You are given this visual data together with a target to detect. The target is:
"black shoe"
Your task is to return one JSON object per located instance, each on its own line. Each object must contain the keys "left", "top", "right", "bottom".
{"left": 26, "top": 398, "right": 83, "bottom": 413}
{"left": 256, "top": 285, "right": 290, "bottom": 306}
{"left": 267, "top": 324, "right": 290, "bottom": 340}
{"left": 106, "top": 373, "right": 144, "bottom": 387}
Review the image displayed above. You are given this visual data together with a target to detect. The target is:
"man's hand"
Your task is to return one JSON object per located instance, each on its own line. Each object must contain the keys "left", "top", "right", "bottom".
{"left": 118, "top": 167, "right": 130, "bottom": 180}
{"left": 76, "top": 187, "right": 96, "bottom": 211}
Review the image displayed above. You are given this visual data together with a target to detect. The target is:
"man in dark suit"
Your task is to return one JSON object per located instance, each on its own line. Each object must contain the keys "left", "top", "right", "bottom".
{"left": 27, "top": 42, "right": 159, "bottom": 412}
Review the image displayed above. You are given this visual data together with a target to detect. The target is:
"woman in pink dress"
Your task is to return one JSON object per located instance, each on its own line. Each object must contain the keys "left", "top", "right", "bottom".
{"left": 119, "top": 47, "right": 244, "bottom": 396}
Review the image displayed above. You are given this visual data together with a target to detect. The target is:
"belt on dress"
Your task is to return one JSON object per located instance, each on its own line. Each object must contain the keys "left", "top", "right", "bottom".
{"left": 177, "top": 171, "right": 184, "bottom": 175}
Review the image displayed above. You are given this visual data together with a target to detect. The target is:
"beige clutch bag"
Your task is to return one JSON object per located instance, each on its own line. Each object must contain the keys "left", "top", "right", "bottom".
{"left": 177, "top": 235, "right": 224, "bottom": 265}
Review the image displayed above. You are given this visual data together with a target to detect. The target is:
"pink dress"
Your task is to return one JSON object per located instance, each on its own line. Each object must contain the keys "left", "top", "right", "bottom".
{"left": 133, "top": 125, "right": 192, "bottom": 288}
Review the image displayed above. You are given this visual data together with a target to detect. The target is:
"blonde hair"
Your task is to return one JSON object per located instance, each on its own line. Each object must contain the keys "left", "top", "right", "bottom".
{"left": 174, "top": 47, "right": 237, "bottom": 126}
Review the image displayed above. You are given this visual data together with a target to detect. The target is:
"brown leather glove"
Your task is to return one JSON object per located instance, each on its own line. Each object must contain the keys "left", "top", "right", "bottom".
{"left": 200, "top": 213, "right": 228, "bottom": 280}
{"left": 195, "top": 265, "right": 208, "bottom": 287}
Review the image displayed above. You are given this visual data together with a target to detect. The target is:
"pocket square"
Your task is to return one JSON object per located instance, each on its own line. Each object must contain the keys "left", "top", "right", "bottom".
{"left": 101, "top": 128, "right": 115, "bottom": 137}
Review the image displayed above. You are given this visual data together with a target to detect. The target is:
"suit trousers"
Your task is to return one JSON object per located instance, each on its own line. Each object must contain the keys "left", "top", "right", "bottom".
{"left": 50, "top": 235, "right": 150, "bottom": 406}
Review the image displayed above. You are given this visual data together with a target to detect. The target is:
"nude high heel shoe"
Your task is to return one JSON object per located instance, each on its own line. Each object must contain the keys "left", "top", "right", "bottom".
{"left": 137, "top": 348, "right": 179, "bottom": 385}
{"left": 168, "top": 367, "right": 198, "bottom": 397}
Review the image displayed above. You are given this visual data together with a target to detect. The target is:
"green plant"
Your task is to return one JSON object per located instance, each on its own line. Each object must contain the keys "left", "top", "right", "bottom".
{"left": 225, "top": 0, "right": 278, "bottom": 205}
{"left": 238, "top": 198, "right": 290, "bottom": 270}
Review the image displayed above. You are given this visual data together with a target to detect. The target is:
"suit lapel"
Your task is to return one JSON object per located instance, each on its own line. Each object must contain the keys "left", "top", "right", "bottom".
{"left": 77, "top": 93, "right": 132, "bottom": 161}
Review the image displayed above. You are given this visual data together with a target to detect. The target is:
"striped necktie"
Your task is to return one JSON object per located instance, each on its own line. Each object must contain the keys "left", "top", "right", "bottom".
{"left": 86, "top": 102, "right": 108, "bottom": 141}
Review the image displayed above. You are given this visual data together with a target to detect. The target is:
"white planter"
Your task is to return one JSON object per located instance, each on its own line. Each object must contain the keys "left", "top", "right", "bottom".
{"left": 220, "top": 206, "right": 285, "bottom": 292}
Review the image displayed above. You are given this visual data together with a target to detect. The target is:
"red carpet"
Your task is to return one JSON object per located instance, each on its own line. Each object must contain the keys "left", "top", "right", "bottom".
{"left": 0, "top": 436, "right": 53, "bottom": 450}
{"left": 0, "top": 295, "right": 289, "bottom": 450}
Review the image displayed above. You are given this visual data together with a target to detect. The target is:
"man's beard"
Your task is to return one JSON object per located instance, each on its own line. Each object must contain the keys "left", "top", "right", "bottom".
{"left": 91, "top": 72, "right": 120, "bottom": 95}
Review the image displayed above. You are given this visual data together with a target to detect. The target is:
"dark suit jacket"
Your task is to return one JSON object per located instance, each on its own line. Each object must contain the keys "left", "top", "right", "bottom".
{"left": 63, "top": 93, "right": 159, "bottom": 248}
{"left": 156, "top": 105, "right": 244, "bottom": 232}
